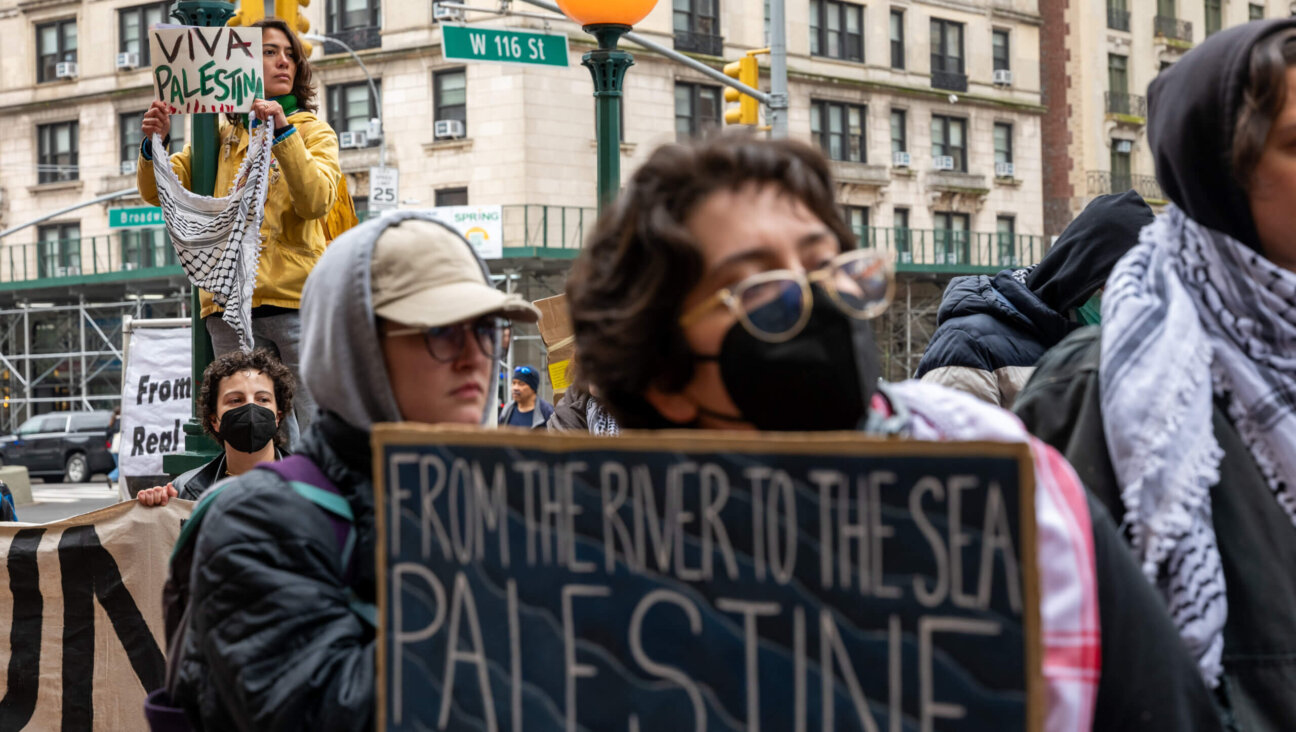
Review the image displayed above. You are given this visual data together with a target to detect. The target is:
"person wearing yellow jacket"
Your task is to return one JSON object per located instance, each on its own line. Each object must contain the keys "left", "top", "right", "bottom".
{"left": 136, "top": 18, "right": 339, "bottom": 446}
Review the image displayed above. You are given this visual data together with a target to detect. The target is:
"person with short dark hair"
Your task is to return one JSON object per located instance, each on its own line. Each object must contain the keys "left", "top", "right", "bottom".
{"left": 1017, "top": 20, "right": 1296, "bottom": 728}
{"left": 566, "top": 133, "right": 1220, "bottom": 731}
{"left": 136, "top": 349, "right": 295, "bottom": 506}
{"left": 498, "top": 365, "right": 553, "bottom": 428}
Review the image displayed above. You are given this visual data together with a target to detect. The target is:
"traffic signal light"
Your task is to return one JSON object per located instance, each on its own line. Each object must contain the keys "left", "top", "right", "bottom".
{"left": 724, "top": 50, "right": 765, "bottom": 127}
{"left": 227, "top": 0, "right": 266, "bottom": 30}
{"left": 228, "top": 1, "right": 314, "bottom": 55}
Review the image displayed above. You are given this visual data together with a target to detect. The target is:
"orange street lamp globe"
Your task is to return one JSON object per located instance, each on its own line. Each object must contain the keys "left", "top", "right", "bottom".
{"left": 556, "top": 0, "right": 659, "bottom": 26}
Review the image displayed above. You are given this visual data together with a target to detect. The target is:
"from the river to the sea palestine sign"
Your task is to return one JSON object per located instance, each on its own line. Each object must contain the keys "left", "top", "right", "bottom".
{"left": 373, "top": 426, "right": 1043, "bottom": 732}
{"left": 442, "top": 25, "right": 570, "bottom": 67}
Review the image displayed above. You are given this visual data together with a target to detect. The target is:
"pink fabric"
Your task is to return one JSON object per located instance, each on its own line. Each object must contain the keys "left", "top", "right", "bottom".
{"left": 886, "top": 380, "right": 1101, "bottom": 732}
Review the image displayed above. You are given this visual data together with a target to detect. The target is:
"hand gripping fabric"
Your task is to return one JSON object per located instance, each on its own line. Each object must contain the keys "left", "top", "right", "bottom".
{"left": 150, "top": 124, "right": 274, "bottom": 351}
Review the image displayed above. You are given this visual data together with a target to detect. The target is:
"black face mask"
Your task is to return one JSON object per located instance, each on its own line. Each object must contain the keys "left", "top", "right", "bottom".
{"left": 217, "top": 403, "right": 279, "bottom": 453}
{"left": 695, "top": 287, "right": 880, "bottom": 431}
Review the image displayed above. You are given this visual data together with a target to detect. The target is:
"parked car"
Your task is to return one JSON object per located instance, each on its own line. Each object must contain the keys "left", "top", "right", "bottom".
{"left": 0, "top": 411, "right": 115, "bottom": 483}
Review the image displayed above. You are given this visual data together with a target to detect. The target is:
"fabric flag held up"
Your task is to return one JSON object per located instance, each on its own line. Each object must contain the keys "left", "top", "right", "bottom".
{"left": 150, "top": 124, "right": 274, "bottom": 351}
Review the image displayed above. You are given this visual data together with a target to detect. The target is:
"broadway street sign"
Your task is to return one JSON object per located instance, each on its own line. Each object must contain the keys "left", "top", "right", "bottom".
{"left": 442, "top": 25, "right": 569, "bottom": 68}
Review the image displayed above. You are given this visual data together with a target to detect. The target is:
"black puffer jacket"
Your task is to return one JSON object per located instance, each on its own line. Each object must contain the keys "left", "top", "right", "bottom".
{"left": 170, "top": 413, "right": 376, "bottom": 731}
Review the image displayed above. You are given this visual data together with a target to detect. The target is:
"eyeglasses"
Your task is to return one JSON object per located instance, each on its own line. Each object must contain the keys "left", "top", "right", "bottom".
{"left": 384, "top": 316, "right": 513, "bottom": 363}
{"left": 678, "top": 248, "right": 894, "bottom": 343}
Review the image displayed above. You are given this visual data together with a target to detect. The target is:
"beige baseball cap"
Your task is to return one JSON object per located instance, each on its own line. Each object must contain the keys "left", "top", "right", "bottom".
{"left": 370, "top": 219, "right": 540, "bottom": 327}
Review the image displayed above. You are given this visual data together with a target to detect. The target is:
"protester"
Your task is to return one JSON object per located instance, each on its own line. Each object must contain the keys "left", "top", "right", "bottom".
{"left": 136, "top": 349, "right": 293, "bottom": 506}
{"left": 498, "top": 364, "right": 553, "bottom": 428}
{"left": 565, "top": 134, "right": 1220, "bottom": 731}
{"left": 1016, "top": 20, "right": 1296, "bottom": 729}
{"left": 135, "top": 18, "right": 342, "bottom": 445}
{"left": 154, "top": 213, "right": 538, "bottom": 729}
{"left": 548, "top": 386, "right": 621, "bottom": 435}
{"left": 916, "top": 191, "right": 1153, "bottom": 407}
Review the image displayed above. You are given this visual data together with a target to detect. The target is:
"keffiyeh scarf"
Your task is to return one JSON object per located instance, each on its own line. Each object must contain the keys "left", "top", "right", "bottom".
{"left": 151, "top": 123, "right": 275, "bottom": 351}
{"left": 1100, "top": 205, "right": 1296, "bottom": 686}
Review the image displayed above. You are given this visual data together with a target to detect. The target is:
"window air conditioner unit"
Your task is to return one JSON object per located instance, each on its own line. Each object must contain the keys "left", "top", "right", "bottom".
{"left": 1114, "top": 139, "right": 1133, "bottom": 153}
{"left": 123, "top": 262, "right": 138, "bottom": 271}
{"left": 898, "top": 251, "right": 913, "bottom": 264}
{"left": 434, "top": 119, "right": 466, "bottom": 140}
{"left": 993, "top": 69, "right": 1013, "bottom": 85}
{"left": 933, "top": 155, "right": 956, "bottom": 171}
{"left": 338, "top": 130, "right": 369, "bottom": 149}
{"left": 999, "top": 255, "right": 1019, "bottom": 267}
{"left": 53, "top": 266, "right": 66, "bottom": 277}
{"left": 116, "top": 52, "right": 140, "bottom": 71}
{"left": 433, "top": 2, "right": 466, "bottom": 21}
{"left": 892, "top": 151, "right": 911, "bottom": 168}
{"left": 995, "top": 161, "right": 1015, "bottom": 178}
{"left": 65, "top": 265, "right": 81, "bottom": 276}
{"left": 120, "top": 160, "right": 137, "bottom": 175}
{"left": 55, "top": 61, "right": 78, "bottom": 79}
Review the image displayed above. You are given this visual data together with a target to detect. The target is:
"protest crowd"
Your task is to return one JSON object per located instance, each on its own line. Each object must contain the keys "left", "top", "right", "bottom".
{"left": 3, "top": 13, "right": 1296, "bottom": 732}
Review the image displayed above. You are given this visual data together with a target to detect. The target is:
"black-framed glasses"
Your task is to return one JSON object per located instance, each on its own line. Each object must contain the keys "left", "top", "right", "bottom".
{"left": 384, "top": 316, "right": 513, "bottom": 363}
{"left": 678, "top": 248, "right": 895, "bottom": 343}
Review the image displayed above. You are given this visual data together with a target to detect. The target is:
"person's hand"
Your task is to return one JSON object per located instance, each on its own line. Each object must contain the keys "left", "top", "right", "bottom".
{"left": 141, "top": 100, "right": 172, "bottom": 141}
{"left": 249, "top": 98, "right": 288, "bottom": 129}
{"left": 137, "top": 483, "right": 178, "bottom": 507}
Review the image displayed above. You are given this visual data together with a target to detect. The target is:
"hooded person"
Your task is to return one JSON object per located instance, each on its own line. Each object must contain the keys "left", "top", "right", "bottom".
{"left": 1017, "top": 19, "right": 1296, "bottom": 729}
{"left": 567, "top": 133, "right": 1220, "bottom": 732}
{"left": 158, "top": 212, "right": 539, "bottom": 730}
{"left": 916, "top": 191, "right": 1153, "bottom": 407}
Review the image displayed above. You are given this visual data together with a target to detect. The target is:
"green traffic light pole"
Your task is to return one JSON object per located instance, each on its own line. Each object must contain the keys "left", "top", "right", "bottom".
{"left": 581, "top": 25, "right": 634, "bottom": 213}
{"left": 162, "top": 0, "right": 231, "bottom": 475}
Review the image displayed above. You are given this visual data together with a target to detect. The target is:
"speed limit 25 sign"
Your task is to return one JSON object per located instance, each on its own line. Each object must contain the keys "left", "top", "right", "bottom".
{"left": 369, "top": 166, "right": 399, "bottom": 212}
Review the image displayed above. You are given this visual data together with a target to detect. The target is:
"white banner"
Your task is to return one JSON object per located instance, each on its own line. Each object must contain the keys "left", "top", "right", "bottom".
{"left": 120, "top": 327, "right": 192, "bottom": 481}
{"left": 426, "top": 205, "right": 504, "bottom": 260}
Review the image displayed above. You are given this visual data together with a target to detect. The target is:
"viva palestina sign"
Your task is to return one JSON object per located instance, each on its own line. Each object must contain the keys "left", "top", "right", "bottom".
{"left": 374, "top": 427, "right": 1042, "bottom": 732}
{"left": 149, "top": 25, "right": 263, "bottom": 114}
{"left": 0, "top": 500, "right": 192, "bottom": 731}
{"left": 425, "top": 205, "right": 503, "bottom": 260}
{"left": 442, "top": 25, "right": 569, "bottom": 67}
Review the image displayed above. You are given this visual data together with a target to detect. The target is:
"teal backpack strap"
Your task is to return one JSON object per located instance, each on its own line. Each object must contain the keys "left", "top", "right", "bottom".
{"left": 169, "top": 478, "right": 239, "bottom": 563}
{"left": 288, "top": 480, "right": 358, "bottom": 577}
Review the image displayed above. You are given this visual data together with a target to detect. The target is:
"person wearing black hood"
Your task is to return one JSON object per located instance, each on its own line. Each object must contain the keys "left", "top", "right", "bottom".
{"left": 567, "top": 134, "right": 1221, "bottom": 731}
{"left": 1017, "top": 19, "right": 1296, "bottom": 730}
{"left": 916, "top": 191, "right": 1153, "bottom": 407}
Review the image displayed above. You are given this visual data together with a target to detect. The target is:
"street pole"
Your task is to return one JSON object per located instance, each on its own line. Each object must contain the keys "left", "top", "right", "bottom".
{"left": 582, "top": 25, "right": 634, "bottom": 213}
{"left": 302, "top": 33, "right": 386, "bottom": 168}
{"left": 163, "top": 0, "right": 232, "bottom": 475}
{"left": 769, "top": 0, "right": 788, "bottom": 139}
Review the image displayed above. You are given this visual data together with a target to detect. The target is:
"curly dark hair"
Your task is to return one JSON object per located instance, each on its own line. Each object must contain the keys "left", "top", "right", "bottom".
{"left": 199, "top": 349, "right": 295, "bottom": 450}
{"left": 224, "top": 19, "right": 319, "bottom": 125}
{"left": 1233, "top": 28, "right": 1296, "bottom": 188}
{"left": 565, "top": 134, "right": 856, "bottom": 428}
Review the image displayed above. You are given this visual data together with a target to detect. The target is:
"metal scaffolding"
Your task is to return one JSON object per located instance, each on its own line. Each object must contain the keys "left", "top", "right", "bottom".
{"left": 0, "top": 292, "right": 189, "bottom": 433}
{"left": 875, "top": 274, "right": 950, "bottom": 383}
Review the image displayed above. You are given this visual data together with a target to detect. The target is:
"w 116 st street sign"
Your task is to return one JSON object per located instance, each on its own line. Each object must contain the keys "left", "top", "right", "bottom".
{"left": 442, "top": 25, "right": 569, "bottom": 67}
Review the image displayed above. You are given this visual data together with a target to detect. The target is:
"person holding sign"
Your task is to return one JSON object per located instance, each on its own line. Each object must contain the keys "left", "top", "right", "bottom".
{"left": 136, "top": 18, "right": 340, "bottom": 446}
{"left": 136, "top": 349, "right": 294, "bottom": 506}
{"left": 565, "top": 135, "right": 1221, "bottom": 731}
{"left": 154, "top": 213, "right": 539, "bottom": 730}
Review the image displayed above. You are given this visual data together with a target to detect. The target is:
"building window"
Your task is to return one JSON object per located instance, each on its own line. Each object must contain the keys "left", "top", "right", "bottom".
{"left": 36, "top": 19, "right": 77, "bottom": 83}
{"left": 890, "top": 9, "right": 905, "bottom": 69}
{"left": 1108, "top": 0, "right": 1130, "bottom": 31}
{"left": 674, "top": 82, "right": 722, "bottom": 141}
{"left": 933, "top": 211, "right": 970, "bottom": 265}
{"left": 1205, "top": 0, "right": 1222, "bottom": 34}
{"left": 434, "top": 69, "right": 467, "bottom": 133}
{"left": 996, "top": 215, "right": 1016, "bottom": 265}
{"left": 930, "top": 18, "right": 965, "bottom": 90}
{"left": 325, "top": 0, "right": 381, "bottom": 51}
{"left": 994, "top": 122, "right": 1013, "bottom": 165}
{"left": 1111, "top": 140, "right": 1132, "bottom": 192}
{"left": 890, "top": 108, "right": 907, "bottom": 154}
{"left": 119, "top": 3, "right": 169, "bottom": 66}
{"left": 844, "top": 205, "right": 870, "bottom": 245}
{"left": 811, "top": 100, "right": 867, "bottom": 163}
{"left": 1109, "top": 54, "right": 1128, "bottom": 94}
{"left": 120, "top": 111, "right": 184, "bottom": 166}
{"left": 810, "top": 0, "right": 864, "bottom": 62}
{"left": 1250, "top": 3, "right": 1265, "bottom": 20}
{"left": 930, "top": 115, "right": 967, "bottom": 172}
{"left": 1158, "top": 0, "right": 1176, "bottom": 17}
{"left": 121, "top": 229, "right": 176, "bottom": 269}
{"left": 674, "top": 0, "right": 723, "bottom": 55}
{"left": 37, "top": 223, "right": 79, "bottom": 279}
{"left": 436, "top": 187, "right": 468, "bottom": 207}
{"left": 38, "top": 121, "right": 79, "bottom": 184}
{"left": 328, "top": 81, "right": 381, "bottom": 145}
{"left": 992, "top": 29, "right": 1010, "bottom": 71}
{"left": 893, "top": 207, "right": 911, "bottom": 258}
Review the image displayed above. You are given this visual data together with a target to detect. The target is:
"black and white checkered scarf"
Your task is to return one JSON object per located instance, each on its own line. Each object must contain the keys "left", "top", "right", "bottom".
{"left": 1100, "top": 204, "right": 1296, "bottom": 686}
{"left": 150, "top": 124, "right": 274, "bottom": 351}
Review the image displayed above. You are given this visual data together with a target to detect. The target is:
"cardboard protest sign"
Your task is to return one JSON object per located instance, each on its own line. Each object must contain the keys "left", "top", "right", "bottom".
{"left": 149, "top": 25, "right": 263, "bottom": 114}
{"left": 119, "top": 323, "right": 191, "bottom": 496}
{"left": 0, "top": 500, "right": 192, "bottom": 731}
{"left": 374, "top": 426, "right": 1042, "bottom": 732}
{"left": 534, "top": 294, "right": 574, "bottom": 397}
